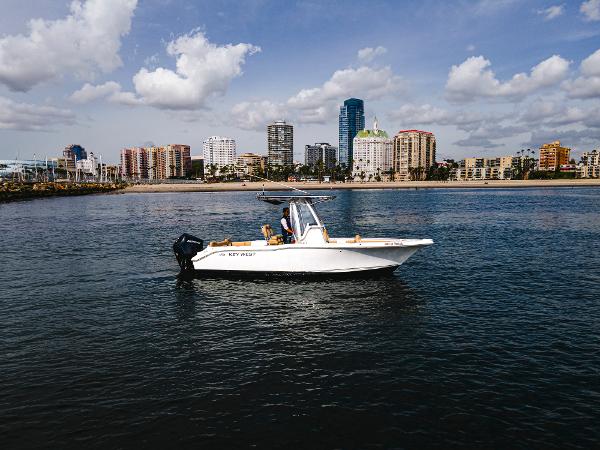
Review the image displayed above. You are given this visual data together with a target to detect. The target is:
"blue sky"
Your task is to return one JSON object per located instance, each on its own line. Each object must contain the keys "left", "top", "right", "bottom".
{"left": 1, "top": 0, "right": 599, "bottom": 162}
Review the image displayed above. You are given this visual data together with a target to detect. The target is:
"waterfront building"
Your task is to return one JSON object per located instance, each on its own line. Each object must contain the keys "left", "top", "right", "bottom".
{"left": 147, "top": 146, "right": 164, "bottom": 180}
{"left": 235, "top": 153, "right": 267, "bottom": 177}
{"left": 305, "top": 143, "right": 338, "bottom": 169}
{"left": 203, "top": 136, "right": 236, "bottom": 176}
{"left": 268, "top": 120, "right": 294, "bottom": 167}
{"left": 62, "top": 144, "right": 87, "bottom": 172}
{"left": 76, "top": 152, "right": 98, "bottom": 176}
{"left": 121, "top": 144, "right": 191, "bottom": 179}
{"left": 165, "top": 144, "right": 191, "bottom": 178}
{"left": 120, "top": 147, "right": 149, "bottom": 179}
{"left": 576, "top": 149, "right": 600, "bottom": 178}
{"left": 393, "top": 130, "right": 436, "bottom": 181}
{"left": 338, "top": 98, "right": 365, "bottom": 168}
{"left": 352, "top": 118, "right": 393, "bottom": 181}
{"left": 451, "top": 156, "right": 516, "bottom": 181}
{"left": 539, "top": 141, "right": 570, "bottom": 171}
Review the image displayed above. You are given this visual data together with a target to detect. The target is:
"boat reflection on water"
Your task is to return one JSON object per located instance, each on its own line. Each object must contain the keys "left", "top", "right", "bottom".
{"left": 174, "top": 271, "right": 425, "bottom": 323}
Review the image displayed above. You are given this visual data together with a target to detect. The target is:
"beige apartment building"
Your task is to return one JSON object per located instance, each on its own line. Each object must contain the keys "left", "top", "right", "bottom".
{"left": 539, "top": 141, "right": 570, "bottom": 171}
{"left": 452, "top": 156, "right": 514, "bottom": 181}
{"left": 393, "top": 130, "right": 436, "bottom": 181}
{"left": 235, "top": 153, "right": 267, "bottom": 177}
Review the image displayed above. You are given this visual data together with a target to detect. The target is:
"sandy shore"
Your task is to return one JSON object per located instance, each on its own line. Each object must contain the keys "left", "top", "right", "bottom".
{"left": 123, "top": 179, "right": 600, "bottom": 193}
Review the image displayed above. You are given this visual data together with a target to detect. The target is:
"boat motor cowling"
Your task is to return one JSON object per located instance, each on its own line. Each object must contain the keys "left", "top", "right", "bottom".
{"left": 173, "top": 234, "right": 204, "bottom": 271}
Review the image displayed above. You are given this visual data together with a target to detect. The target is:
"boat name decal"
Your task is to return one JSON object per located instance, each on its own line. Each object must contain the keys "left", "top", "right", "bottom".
{"left": 219, "top": 252, "right": 256, "bottom": 257}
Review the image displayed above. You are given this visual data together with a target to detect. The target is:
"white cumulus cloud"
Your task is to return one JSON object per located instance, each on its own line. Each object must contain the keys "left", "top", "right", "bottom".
{"left": 563, "top": 48, "right": 600, "bottom": 98}
{"left": 581, "top": 0, "right": 600, "bottom": 21}
{"left": 231, "top": 101, "right": 286, "bottom": 131}
{"left": 70, "top": 81, "right": 122, "bottom": 103}
{"left": 69, "top": 81, "right": 143, "bottom": 106}
{"left": 445, "top": 54, "right": 570, "bottom": 102}
{"left": 0, "top": 0, "right": 137, "bottom": 92}
{"left": 0, "top": 97, "right": 75, "bottom": 131}
{"left": 537, "top": 4, "right": 565, "bottom": 20}
{"left": 131, "top": 30, "right": 260, "bottom": 110}
{"left": 287, "top": 66, "right": 404, "bottom": 111}
{"left": 357, "top": 46, "right": 387, "bottom": 63}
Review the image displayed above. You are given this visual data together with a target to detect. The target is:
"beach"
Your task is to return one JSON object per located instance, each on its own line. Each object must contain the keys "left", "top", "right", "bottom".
{"left": 124, "top": 178, "right": 600, "bottom": 193}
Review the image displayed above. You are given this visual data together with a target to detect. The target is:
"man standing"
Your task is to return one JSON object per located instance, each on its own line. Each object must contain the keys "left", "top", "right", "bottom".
{"left": 281, "top": 207, "right": 294, "bottom": 244}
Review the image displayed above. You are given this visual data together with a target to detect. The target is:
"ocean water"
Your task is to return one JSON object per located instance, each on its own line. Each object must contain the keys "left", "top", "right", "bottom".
{"left": 1, "top": 188, "right": 599, "bottom": 449}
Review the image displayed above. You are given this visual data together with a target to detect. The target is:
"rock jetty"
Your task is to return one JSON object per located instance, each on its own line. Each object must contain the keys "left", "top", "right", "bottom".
{"left": 1, "top": 181, "right": 127, "bottom": 202}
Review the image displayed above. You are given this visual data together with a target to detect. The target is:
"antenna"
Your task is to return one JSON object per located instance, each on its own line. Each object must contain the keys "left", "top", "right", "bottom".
{"left": 249, "top": 174, "right": 308, "bottom": 194}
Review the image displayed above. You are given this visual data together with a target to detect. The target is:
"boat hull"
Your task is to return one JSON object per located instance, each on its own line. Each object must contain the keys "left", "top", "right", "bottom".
{"left": 189, "top": 240, "right": 431, "bottom": 274}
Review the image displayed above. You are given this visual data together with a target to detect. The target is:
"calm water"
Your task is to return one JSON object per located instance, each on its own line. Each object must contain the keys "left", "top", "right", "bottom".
{"left": 1, "top": 188, "right": 599, "bottom": 449}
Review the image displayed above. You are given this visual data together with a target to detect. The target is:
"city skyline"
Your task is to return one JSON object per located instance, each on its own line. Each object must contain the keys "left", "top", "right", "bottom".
{"left": 1, "top": 0, "right": 600, "bottom": 162}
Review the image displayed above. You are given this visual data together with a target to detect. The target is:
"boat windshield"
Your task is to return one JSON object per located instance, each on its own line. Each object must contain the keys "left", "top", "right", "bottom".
{"left": 295, "top": 202, "right": 319, "bottom": 237}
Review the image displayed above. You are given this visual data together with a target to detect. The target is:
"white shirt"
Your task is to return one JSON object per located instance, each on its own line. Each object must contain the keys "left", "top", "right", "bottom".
{"left": 281, "top": 217, "right": 291, "bottom": 232}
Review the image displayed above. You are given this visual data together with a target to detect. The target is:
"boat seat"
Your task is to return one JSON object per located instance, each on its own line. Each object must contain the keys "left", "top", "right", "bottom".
{"left": 231, "top": 241, "right": 251, "bottom": 246}
{"left": 209, "top": 238, "right": 232, "bottom": 247}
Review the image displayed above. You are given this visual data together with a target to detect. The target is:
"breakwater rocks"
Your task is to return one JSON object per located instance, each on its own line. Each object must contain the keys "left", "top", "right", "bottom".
{"left": 1, "top": 181, "right": 127, "bottom": 202}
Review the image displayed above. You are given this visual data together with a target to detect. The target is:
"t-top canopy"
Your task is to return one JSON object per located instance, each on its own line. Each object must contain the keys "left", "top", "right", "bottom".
{"left": 256, "top": 193, "right": 336, "bottom": 205}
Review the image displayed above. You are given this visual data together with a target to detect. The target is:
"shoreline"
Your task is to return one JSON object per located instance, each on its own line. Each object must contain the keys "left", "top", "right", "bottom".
{"left": 123, "top": 179, "right": 600, "bottom": 193}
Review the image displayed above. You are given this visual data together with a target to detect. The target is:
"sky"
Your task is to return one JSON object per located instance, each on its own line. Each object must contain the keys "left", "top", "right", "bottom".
{"left": 0, "top": 0, "right": 599, "bottom": 163}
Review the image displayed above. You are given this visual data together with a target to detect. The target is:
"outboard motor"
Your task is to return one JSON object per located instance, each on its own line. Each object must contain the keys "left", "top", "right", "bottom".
{"left": 173, "top": 234, "right": 204, "bottom": 272}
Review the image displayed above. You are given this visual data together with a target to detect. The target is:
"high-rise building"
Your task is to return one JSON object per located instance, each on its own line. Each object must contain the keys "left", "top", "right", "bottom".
{"left": 267, "top": 120, "right": 294, "bottom": 167}
{"left": 338, "top": 98, "right": 365, "bottom": 168}
{"left": 120, "top": 145, "right": 191, "bottom": 179}
{"left": 539, "top": 140, "right": 570, "bottom": 171}
{"left": 393, "top": 130, "right": 436, "bottom": 181}
{"left": 203, "top": 136, "right": 236, "bottom": 175}
{"left": 63, "top": 144, "right": 87, "bottom": 171}
{"left": 120, "top": 147, "right": 148, "bottom": 179}
{"left": 165, "top": 144, "right": 191, "bottom": 178}
{"left": 352, "top": 118, "right": 393, "bottom": 181}
{"left": 305, "top": 143, "right": 338, "bottom": 169}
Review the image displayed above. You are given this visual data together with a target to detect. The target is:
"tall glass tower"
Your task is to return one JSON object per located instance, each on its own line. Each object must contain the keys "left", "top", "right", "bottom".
{"left": 338, "top": 98, "right": 365, "bottom": 168}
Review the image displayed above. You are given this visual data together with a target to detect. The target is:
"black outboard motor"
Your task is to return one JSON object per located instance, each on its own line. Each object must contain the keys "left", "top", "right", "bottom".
{"left": 173, "top": 234, "right": 204, "bottom": 272}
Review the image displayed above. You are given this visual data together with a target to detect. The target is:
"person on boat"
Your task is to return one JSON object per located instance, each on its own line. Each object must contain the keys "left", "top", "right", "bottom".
{"left": 281, "top": 207, "right": 294, "bottom": 244}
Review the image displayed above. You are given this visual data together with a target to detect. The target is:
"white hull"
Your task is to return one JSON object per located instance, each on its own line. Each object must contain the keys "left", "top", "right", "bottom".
{"left": 191, "top": 238, "right": 432, "bottom": 274}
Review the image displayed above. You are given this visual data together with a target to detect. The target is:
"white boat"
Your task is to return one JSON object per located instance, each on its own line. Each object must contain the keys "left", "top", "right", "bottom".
{"left": 173, "top": 193, "right": 433, "bottom": 275}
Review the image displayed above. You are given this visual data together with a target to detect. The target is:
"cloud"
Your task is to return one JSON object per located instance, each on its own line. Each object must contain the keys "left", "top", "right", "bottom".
{"left": 0, "top": 0, "right": 137, "bottom": 92}
{"left": 526, "top": 128, "right": 599, "bottom": 151}
{"left": 69, "top": 81, "right": 143, "bottom": 106}
{"left": 70, "top": 81, "right": 122, "bottom": 103}
{"left": 445, "top": 54, "right": 570, "bottom": 102}
{"left": 537, "top": 4, "right": 565, "bottom": 20}
{"left": 453, "top": 136, "right": 503, "bottom": 148}
{"left": 357, "top": 46, "right": 387, "bottom": 63}
{"left": 563, "top": 48, "right": 600, "bottom": 98}
{"left": 231, "top": 100, "right": 286, "bottom": 130}
{"left": 580, "top": 0, "right": 600, "bottom": 21}
{"left": 0, "top": 97, "right": 75, "bottom": 131}
{"left": 130, "top": 30, "right": 260, "bottom": 110}
{"left": 287, "top": 65, "right": 404, "bottom": 120}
